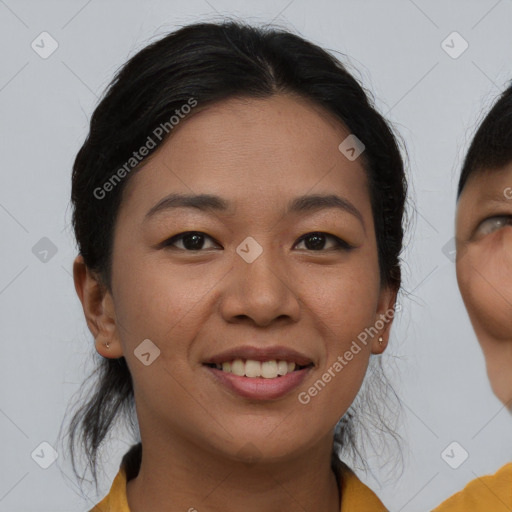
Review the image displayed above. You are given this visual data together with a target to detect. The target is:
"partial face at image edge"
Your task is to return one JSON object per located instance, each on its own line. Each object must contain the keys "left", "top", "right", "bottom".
{"left": 456, "top": 164, "right": 512, "bottom": 409}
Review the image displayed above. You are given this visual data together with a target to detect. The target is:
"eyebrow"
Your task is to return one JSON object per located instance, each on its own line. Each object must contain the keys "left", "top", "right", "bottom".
{"left": 468, "top": 193, "right": 512, "bottom": 212}
{"left": 144, "top": 192, "right": 365, "bottom": 227}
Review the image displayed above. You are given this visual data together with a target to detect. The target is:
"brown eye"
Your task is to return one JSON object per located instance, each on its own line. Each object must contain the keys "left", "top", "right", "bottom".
{"left": 163, "top": 231, "right": 220, "bottom": 251}
{"left": 294, "top": 232, "right": 352, "bottom": 251}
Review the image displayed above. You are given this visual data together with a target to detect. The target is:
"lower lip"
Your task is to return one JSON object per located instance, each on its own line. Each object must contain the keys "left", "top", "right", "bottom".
{"left": 205, "top": 366, "right": 312, "bottom": 400}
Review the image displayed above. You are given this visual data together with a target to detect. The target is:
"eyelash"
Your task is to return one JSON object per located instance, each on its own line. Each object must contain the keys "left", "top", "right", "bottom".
{"left": 161, "top": 231, "right": 353, "bottom": 252}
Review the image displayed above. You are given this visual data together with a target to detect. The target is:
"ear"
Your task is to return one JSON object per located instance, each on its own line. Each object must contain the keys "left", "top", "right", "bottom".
{"left": 73, "top": 254, "right": 123, "bottom": 359}
{"left": 370, "top": 284, "right": 398, "bottom": 355}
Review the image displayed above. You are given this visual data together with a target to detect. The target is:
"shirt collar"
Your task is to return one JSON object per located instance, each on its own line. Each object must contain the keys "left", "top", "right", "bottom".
{"left": 90, "top": 443, "right": 388, "bottom": 511}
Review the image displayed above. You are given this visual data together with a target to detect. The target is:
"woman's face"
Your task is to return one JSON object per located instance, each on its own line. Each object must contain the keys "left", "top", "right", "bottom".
{"left": 456, "top": 164, "right": 512, "bottom": 407}
{"left": 95, "top": 94, "right": 395, "bottom": 462}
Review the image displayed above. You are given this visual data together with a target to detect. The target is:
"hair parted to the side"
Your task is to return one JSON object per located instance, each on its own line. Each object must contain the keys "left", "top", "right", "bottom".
{"left": 458, "top": 82, "right": 512, "bottom": 198}
{"left": 63, "top": 19, "right": 408, "bottom": 491}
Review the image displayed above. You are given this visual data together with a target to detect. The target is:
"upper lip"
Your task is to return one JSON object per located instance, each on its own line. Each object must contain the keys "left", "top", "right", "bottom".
{"left": 203, "top": 346, "right": 314, "bottom": 367}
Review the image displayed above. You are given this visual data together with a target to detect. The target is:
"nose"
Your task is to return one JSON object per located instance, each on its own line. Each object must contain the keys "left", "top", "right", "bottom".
{"left": 218, "top": 246, "right": 301, "bottom": 327}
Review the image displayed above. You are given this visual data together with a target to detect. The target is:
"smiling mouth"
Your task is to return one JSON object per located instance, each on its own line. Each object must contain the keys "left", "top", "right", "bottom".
{"left": 204, "top": 359, "right": 313, "bottom": 378}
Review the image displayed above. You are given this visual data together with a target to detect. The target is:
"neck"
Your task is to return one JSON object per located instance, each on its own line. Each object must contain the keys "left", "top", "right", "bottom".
{"left": 125, "top": 432, "right": 341, "bottom": 512}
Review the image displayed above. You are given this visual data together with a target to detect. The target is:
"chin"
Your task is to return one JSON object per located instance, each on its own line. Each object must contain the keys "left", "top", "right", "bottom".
{"left": 216, "top": 432, "right": 313, "bottom": 465}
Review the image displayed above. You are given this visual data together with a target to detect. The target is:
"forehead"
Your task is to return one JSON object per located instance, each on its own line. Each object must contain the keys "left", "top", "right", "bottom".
{"left": 120, "top": 94, "right": 371, "bottom": 217}
{"left": 459, "top": 164, "right": 512, "bottom": 204}
{"left": 456, "top": 163, "right": 512, "bottom": 233}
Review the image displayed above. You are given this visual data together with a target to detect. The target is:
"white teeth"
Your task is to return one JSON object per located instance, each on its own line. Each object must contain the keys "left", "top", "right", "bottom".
{"left": 245, "top": 360, "right": 261, "bottom": 378}
{"left": 277, "top": 360, "right": 288, "bottom": 375}
{"left": 231, "top": 359, "right": 245, "bottom": 377}
{"left": 261, "top": 360, "right": 278, "bottom": 379}
{"left": 212, "top": 358, "right": 304, "bottom": 378}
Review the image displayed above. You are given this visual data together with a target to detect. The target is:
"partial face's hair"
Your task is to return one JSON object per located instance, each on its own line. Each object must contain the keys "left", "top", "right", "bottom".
{"left": 458, "top": 83, "right": 512, "bottom": 198}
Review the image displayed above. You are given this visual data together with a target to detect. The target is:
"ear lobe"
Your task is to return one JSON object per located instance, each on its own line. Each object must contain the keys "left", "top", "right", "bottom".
{"left": 73, "top": 255, "right": 122, "bottom": 358}
{"left": 371, "top": 285, "right": 399, "bottom": 355}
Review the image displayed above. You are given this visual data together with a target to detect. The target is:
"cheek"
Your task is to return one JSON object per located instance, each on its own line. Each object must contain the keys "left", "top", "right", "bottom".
{"left": 293, "top": 268, "right": 377, "bottom": 434}
{"left": 296, "top": 259, "right": 381, "bottom": 382}
{"left": 299, "top": 253, "right": 382, "bottom": 329}
{"left": 110, "top": 254, "right": 219, "bottom": 422}
{"left": 110, "top": 248, "right": 225, "bottom": 383}
{"left": 457, "top": 239, "right": 512, "bottom": 342}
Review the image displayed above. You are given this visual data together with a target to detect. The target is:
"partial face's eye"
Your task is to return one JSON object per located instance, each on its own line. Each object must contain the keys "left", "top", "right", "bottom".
{"left": 163, "top": 231, "right": 220, "bottom": 251}
{"left": 294, "top": 232, "right": 353, "bottom": 251}
{"left": 476, "top": 215, "right": 512, "bottom": 236}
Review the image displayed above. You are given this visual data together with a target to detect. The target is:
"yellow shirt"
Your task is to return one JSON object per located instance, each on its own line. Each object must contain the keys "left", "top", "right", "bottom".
{"left": 89, "top": 443, "right": 388, "bottom": 511}
{"left": 433, "top": 463, "right": 512, "bottom": 512}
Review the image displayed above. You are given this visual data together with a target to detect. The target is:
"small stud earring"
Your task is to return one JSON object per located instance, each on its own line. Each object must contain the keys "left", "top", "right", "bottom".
{"left": 378, "top": 336, "right": 384, "bottom": 345}
{"left": 105, "top": 341, "right": 110, "bottom": 349}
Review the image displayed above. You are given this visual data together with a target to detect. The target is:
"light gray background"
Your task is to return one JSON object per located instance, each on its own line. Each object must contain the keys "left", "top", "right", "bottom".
{"left": 1, "top": 1, "right": 512, "bottom": 511}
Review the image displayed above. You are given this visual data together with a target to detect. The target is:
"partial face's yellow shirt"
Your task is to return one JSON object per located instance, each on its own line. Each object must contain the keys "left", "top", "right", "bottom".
{"left": 433, "top": 463, "right": 512, "bottom": 512}
{"left": 89, "top": 443, "right": 388, "bottom": 511}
